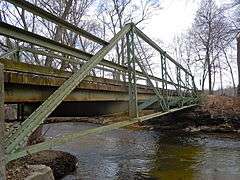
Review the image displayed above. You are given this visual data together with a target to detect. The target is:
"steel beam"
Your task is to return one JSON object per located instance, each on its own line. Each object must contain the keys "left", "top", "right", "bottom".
{"left": 134, "top": 26, "right": 193, "bottom": 77}
{"left": 19, "top": 47, "right": 116, "bottom": 74}
{"left": 138, "top": 96, "right": 158, "bottom": 110}
{"left": 127, "top": 30, "right": 138, "bottom": 117}
{"left": 5, "top": 23, "right": 132, "bottom": 154}
{"left": 0, "top": 22, "right": 91, "bottom": 60}
{"left": 0, "top": 49, "right": 19, "bottom": 59}
{"left": 6, "top": 104, "right": 198, "bottom": 163}
{"left": 4, "top": 0, "right": 108, "bottom": 46}
{"left": 4, "top": 84, "right": 153, "bottom": 103}
{"left": 134, "top": 43, "right": 168, "bottom": 111}
{"left": 0, "top": 22, "right": 186, "bottom": 90}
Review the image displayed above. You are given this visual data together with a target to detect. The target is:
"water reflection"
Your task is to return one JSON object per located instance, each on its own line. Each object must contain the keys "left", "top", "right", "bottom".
{"left": 43, "top": 123, "right": 240, "bottom": 180}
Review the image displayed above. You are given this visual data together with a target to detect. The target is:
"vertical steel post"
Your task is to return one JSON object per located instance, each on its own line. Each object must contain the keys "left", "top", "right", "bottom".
{"left": 185, "top": 73, "right": 189, "bottom": 95}
{"left": 131, "top": 30, "right": 138, "bottom": 117}
{"left": 127, "top": 27, "right": 138, "bottom": 118}
{"left": 160, "top": 53, "right": 165, "bottom": 94}
{"left": 16, "top": 48, "right": 20, "bottom": 62}
{"left": 191, "top": 75, "right": 197, "bottom": 95}
{"left": 0, "top": 63, "right": 6, "bottom": 180}
{"left": 176, "top": 66, "right": 181, "bottom": 96}
{"left": 160, "top": 53, "right": 168, "bottom": 109}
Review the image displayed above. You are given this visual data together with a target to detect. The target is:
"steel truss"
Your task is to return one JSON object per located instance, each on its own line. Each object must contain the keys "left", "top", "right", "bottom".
{"left": 0, "top": 0, "right": 199, "bottom": 164}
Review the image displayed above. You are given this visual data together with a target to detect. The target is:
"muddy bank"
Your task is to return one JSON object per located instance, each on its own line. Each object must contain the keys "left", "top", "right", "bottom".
{"left": 46, "top": 95, "right": 240, "bottom": 133}
{"left": 6, "top": 150, "right": 77, "bottom": 180}
{"left": 149, "top": 95, "right": 240, "bottom": 133}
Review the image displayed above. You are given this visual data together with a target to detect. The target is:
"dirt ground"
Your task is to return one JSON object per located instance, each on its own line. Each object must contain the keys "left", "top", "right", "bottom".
{"left": 201, "top": 95, "right": 240, "bottom": 118}
{"left": 6, "top": 161, "right": 30, "bottom": 180}
{"left": 6, "top": 150, "right": 77, "bottom": 180}
{"left": 177, "top": 95, "right": 240, "bottom": 133}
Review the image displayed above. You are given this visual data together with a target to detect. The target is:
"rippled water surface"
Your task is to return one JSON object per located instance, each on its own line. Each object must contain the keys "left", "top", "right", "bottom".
{"left": 43, "top": 122, "right": 240, "bottom": 180}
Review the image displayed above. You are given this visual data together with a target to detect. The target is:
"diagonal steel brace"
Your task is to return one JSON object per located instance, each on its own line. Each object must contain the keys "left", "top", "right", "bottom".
{"left": 5, "top": 24, "right": 132, "bottom": 154}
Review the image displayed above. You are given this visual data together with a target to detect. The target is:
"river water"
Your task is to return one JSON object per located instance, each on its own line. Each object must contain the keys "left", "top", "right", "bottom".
{"left": 43, "top": 122, "right": 240, "bottom": 180}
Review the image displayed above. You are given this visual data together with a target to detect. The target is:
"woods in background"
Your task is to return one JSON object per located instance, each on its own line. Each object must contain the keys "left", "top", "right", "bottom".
{"left": 170, "top": 0, "right": 240, "bottom": 95}
{"left": 0, "top": 0, "right": 160, "bottom": 80}
{"left": 0, "top": 0, "right": 239, "bottom": 94}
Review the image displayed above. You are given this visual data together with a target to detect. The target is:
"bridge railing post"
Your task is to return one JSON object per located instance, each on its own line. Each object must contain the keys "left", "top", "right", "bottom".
{"left": 192, "top": 76, "right": 198, "bottom": 99}
{"left": 127, "top": 27, "right": 138, "bottom": 118}
{"left": 160, "top": 52, "right": 169, "bottom": 110}
{"left": 0, "top": 63, "right": 6, "bottom": 180}
{"left": 176, "top": 66, "right": 181, "bottom": 96}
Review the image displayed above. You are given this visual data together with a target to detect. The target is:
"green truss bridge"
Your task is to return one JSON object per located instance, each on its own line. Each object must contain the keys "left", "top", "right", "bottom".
{"left": 0, "top": 0, "right": 199, "bottom": 164}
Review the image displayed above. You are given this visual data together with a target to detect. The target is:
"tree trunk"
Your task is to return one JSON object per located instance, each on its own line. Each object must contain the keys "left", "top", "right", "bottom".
{"left": 206, "top": 49, "right": 212, "bottom": 94}
{"left": 237, "top": 33, "right": 240, "bottom": 96}
{"left": 45, "top": 0, "right": 73, "bottom": 67}
{"left": 222, "top": 48, "right": 236, "bottom": 95}
{"left": 218, "top": 59, "right": 223, "bottom": 95}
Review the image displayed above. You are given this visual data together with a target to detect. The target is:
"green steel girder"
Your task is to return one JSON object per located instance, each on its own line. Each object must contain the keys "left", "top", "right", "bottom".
{"left": 0, "top": 14, "right": 198, "bottom": 163}
{"left": 127, "top": 29, "right": 138, "bottom": 118}
{"left": 4, "top": 0, "right": 108, "bottom": 46}
{"left": 19, "top": 47, "right": 115, "bottom": 74}
{"left": 0, "top": 22, "right": 126, "bottom": 75}
{"left": 176, "top": 66, "right": 182, "bottom": 96}
{"left": 5, "top": 23, "right": 132, "bottom": 154}
{"left": 0, "top": 22, "right": 191, "bottom": 91}
{"left": 134, "top": 26, "right": 193, "bottom": 78}
{"left": 134, "top": 44, "right": 168, "bottom": 111}
{"left": 0, "top": 22, "right": 90, "bottom": 60}
{"left": 6, "top": 104, "right": 198, "bottom": 163}
{"left": 138, "top": 96, "right": 159, "bottom": 110}
{"left": 4, "top": 85, "right": 154, "bottom": 103}
{"left": 0, "top": 49, "right": 19, "bottom": 59}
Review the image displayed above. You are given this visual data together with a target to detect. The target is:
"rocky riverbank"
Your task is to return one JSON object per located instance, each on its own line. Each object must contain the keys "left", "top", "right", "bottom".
{"left": 5, "top": 95, "right": 240, "bottom": 179}
{"left": 6, "top": 150, "right": 77, "bottom": 180}
{"left": 146, "top": 95, "right": 240, "bottom": 134}
{"left": 40, "top": 95, "right": 240, "bottom": 134}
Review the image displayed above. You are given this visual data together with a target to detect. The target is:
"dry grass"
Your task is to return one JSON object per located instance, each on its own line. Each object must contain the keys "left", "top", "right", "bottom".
{"left": 201, "top": 95, "right": 240, "bottom": 118}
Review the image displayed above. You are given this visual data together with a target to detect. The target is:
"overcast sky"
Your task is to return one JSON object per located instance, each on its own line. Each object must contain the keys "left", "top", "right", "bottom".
{"left": 143, "top": 0, "right": 237, "bottom": 90}
{"left": 145, "top": 0, "right": 230, "bottom": 43}
{"left": 145, "top": 0, "right": 198, "bottom": 43}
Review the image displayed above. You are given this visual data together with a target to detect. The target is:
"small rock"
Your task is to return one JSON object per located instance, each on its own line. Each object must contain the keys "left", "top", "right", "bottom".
{"left": 25, "top": 165, "right": 54, "bottom": 180}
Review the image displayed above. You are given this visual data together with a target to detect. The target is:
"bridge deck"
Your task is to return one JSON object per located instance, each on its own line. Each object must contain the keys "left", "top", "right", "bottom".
{"left": 2, "top": 59, "right": 182, "bottom": 103}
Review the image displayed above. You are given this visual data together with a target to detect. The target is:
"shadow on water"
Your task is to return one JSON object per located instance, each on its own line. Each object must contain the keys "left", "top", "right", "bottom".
{"left": 43, "top": 122, "right": 240, "bottom": 180}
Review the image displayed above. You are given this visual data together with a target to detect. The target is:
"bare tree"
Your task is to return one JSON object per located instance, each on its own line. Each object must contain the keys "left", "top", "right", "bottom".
{"left": 237, "top": 33, "right": 240, "bottom": 95}
{"left": 188, "top": 0, "right": 231, "bottom": 94}
{"left": 0, "top": 0, "right": 101, "bottom": 71}
{"left": 97, "top": 0, "right": 161, "bottom": 80}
